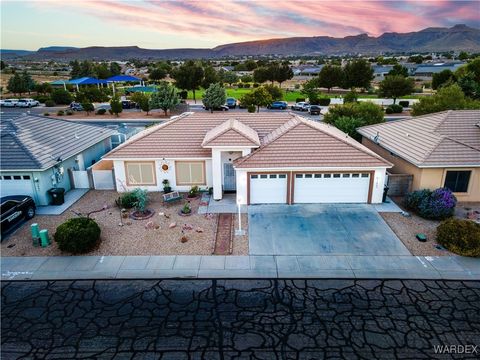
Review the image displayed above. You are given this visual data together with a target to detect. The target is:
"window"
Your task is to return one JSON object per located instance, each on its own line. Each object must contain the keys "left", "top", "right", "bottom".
{"left": 324, "top": 174, "right": 331, "bottom": 178}
{"left": 22, "top": 175, "right": 31, "bottom": 180}
{"left": 269, "top": 174, "right": 277, "bottom": 179}
{"left": 125, "top": 162, "right": 156, "bottom": 185}
{"left": 3, "top": 176, "right": 11, "bottom": 180}
{"left": 342, "top": 174, "right": 350, "bottom": 178}
{"left": 305, "top": 174, "right": 313, "bottom": 178}
{"left": 13, "top": 175, "right": 21, "bottom": 180}
{"left": 361, "top": 173, "right": 369, "bottom": 178}
{"left": 333, "top": 174, "right": 341, "bottom": 178}
{"left": 175, "top": 161, "right": 205, "bottom": 185}
{"left": 352, "top": 174, "right": 360, "bottom": 178}
{"left": 260, "top": 174, "right": 268, "bottom": 179}
{"left": 444, "top": 171, "right": 471, "bottom": 193}
{"left": 279, "top": 174, "right": 286, "bottom": 179}
{"left": 314, "top": 174, "right": 322, "bottom": 178}
{"left": 296, "top": 174, "right": 303, "bottom": 178}
{"left": 251, "top": 174, "right": 258, "bottom": 179}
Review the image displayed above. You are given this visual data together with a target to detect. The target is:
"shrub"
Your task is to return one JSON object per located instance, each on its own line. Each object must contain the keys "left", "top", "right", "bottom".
{"left": 385, "top": 104, "right": 403, "bottom": 114}
{"left": 81, "top": 102, "right": 95, "bottom": 115}
{"left": 296, "top": 97, "right": 306, "bottom": 103}
{"left": 43, "top": 112, "right": 50, "bottom": 116}
{"left": 132, "top": 188, "right": 149, "bottom": 213}
{"left": 318, "top": 98, "right": 331, "bottom": 106}
{"left": 178, "top": 90, "right": 188, "bottom": 100}
{"left": 182, "top": 201, "right": 191, "bottom": 214}
{"left": 188, "top": 185, "right": 199, "bottom": 198}
{"left": 418, "top": 188, "right": 457, "bottom": 220}
{"left": 45, "top": 99, "right": 55, "bottom": 107}
{"left": 437, "top": 218, "right": 480, "bottom": 257}
{"left": 243, "top": 83, "right": 251, "bottom": 88}
{"left": 54, "top": 217, "right": 101, "bottom": 254}
{"left": 252, "top": 83, "right": 259, "bottom": 88}
{"left": 34, "top": 94, "right": 50, "bottom": 104}
{"left": 343, "top": 91, "right": 358, "bottom": 103}
{"left": 247, "top": 104, "right": 256, "bottom": 113}
{"left": 398, "top": 100, "right": 409, "bottom": 108}
{"left": 66, "top": 110, "right": 73, "bottom": 116}
{"left": 51, "top": 89, "right": 73, "bottom": 105}
{"left": 119, "top": 192, "right": 137, "bottom": 209}
{"left": 57, "top": 110, "right": 64, "bottom": 116}
{"left": 404, "top": 189, "right": 431, "bottom": 211}
{"left": 96, "top": 108, "right": 106, "bottom": 115}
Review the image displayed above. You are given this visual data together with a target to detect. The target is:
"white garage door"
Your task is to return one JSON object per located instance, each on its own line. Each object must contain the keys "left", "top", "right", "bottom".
{"left": 294, "top": 172, "right": 370, "bottom": 203}
{"left": 250, "top": 173, "right": 287, "bottom": 204}
{"left": 0, "top": 175, "right": 35, "bottom": 198}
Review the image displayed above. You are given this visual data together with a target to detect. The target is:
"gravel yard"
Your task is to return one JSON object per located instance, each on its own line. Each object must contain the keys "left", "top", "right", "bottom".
{"left": 1, "top": 190, "right": 249, "bottom": 257}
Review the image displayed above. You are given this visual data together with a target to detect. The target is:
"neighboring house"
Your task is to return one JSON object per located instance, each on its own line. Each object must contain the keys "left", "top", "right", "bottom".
{"left": 101, "top": 112, "right": 392, "bottom": 205}
{"left": 0, "top": 115, "right": 116, "bottom": 205}
{"left": 358, "top": 110, "right": 480, "bottom": 202}
{"left": 413, "top": 62, "right": 465, "bottom": 79}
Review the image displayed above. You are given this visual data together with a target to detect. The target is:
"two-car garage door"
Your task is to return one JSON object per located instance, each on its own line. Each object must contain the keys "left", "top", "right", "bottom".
{"left": 249, "top": 172, "right": 371, "bottom": 204}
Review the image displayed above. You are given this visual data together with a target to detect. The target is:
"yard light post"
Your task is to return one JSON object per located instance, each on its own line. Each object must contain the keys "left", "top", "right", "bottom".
{"left": 235, "top": 196, "right": 245, "bottom": 236}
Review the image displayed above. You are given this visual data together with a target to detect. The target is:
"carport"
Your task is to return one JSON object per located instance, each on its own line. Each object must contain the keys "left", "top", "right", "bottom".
{"left": 248, "top": 204, "right": 410, "bottom": 256}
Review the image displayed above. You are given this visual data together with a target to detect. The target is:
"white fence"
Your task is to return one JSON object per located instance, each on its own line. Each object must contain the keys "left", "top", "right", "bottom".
{"left": 92, "top": 170, "right": 115, "bottom": 190}
{"left": 72, "top": 170, "right": 90, "bottom": 189}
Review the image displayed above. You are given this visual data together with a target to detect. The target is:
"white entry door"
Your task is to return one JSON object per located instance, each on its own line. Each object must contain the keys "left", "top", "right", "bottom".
{"left": 250, "top": 173, "right": 287, "bottom": 204}
{"left": 294, "top": 172, "right": 370, "bottom": 203}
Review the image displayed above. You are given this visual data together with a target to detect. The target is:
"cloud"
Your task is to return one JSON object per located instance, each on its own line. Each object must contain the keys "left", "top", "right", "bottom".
{"left": 11, "top": 0, "right": 480, "bottom": 47}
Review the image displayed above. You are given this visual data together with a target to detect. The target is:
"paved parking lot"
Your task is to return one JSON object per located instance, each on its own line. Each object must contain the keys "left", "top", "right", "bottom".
{"left": 249, "top": 204, "right": 410, "bottom": 256}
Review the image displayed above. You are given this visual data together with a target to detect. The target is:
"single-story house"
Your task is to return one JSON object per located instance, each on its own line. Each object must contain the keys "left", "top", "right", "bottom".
{"left": 413, "top": 62, "right": 465, "bottom": 79}
{"left": 0, "top": 115, "right": 116, "bottom": 205}
{"left": 101, "top": 112, "right": 392, "bottom": 205}
{"left": 358, "top": 110, "right": 480, "bottom": 202}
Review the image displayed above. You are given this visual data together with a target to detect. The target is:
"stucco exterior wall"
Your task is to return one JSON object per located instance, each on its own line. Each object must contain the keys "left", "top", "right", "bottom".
{"left": 362, "top": 137, "right": 480, "bottom": 202}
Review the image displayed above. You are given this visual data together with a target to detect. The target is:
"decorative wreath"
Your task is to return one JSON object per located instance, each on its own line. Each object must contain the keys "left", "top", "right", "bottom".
{"left": 160, "top": 160, "right": 170, "bottom": 172}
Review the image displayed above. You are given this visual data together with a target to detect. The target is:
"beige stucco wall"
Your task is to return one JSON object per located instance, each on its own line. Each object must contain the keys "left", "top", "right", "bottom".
{"left": 362, "top": 138, "right": 480, "bottom": 202}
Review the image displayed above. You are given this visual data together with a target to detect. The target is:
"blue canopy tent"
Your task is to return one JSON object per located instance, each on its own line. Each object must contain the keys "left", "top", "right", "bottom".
{"left": 124, "top": 86, "right": 157, "bottom": 93}
{"left": 68, "top": 77, "right": 108, "bottom": 91}
{"left": 106, "top": 75, "right": 142, "bottom": 96}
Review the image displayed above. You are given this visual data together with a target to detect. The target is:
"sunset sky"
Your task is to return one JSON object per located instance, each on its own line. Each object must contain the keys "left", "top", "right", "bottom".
{"left": 1, "top": 0, "right": 479, "bottom": 50}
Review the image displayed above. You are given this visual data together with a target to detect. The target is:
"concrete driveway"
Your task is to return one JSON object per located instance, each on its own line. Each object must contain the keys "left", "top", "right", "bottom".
{"left": 249, "top": 204, "right": 410, "bottom": 256}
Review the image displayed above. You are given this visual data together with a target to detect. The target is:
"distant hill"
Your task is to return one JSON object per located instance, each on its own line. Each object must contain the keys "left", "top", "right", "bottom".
{"left": 2, "top": 25, "right": 479, "bottom": 61}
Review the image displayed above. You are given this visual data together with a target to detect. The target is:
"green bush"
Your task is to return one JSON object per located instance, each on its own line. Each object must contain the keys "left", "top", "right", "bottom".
{"left": 404, "top": 189, "right": 431, "bottom": 211}
{"left": 437, "top": 218, "right": 480, "bottom": 257}
{"left": 66, "top": 110, "right": 73, "bottom": 116}
{"left": 247, "top": 104, "right": 256, "bottom": 113}
{"left": 54, "top": 217, "right": 101, "bottom": 254}
{"left": 43, "top": 112, "right": 50, "bottom": 116}
{"left": 404, "top": 188, "right": 457, "bottom": 220}
{"left": 119, "top": 192, "right": 137, "bottom": 209}
{"left": 96, "top": 108, "right": 106, "bottom": 115}
{"left": 178, "top": 90, "right": 188, "bottom": 100}
{"left": 398, "top": 100, "right": 409, "bottom": 108}
{"left": 132, "top": 188, "right": 149, "bottom": 213}
{"left": 57, "top": 110, "right": 64, "bottom": 116}
{"left": 295, "top": 97, "right": 306, "bottom": 103}
{"left": 45, "top": 100, "right": 55, "bottom": 107}
{"left": 34, "top": 94, "right": 50, "bottom": 104}
{"left": 51, "top": 89, "right": 73, "bottom": 105}
{"left": 385, "top": 104, "right": 403, "bottom": 114}
{"left": 318, "top": 98, "right": 331, "bottom": 106}
{"left": 343, "top": 91, "right": 358, "bottom": 103}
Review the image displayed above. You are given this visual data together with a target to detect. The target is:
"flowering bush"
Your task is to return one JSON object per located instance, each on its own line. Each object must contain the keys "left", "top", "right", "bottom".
{"left": 404, "top": 188, "right": 457, "bottom": 220}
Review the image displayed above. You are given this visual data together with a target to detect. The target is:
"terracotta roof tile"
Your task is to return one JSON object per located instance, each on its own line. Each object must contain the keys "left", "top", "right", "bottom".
{"left": 202, "top": 118, "right": 260, "bottom": 147}
{"left": 357, "top": 110, "right": 480, "bottom": 167}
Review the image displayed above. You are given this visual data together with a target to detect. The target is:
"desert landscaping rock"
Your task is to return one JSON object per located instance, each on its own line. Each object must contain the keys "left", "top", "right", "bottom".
{"left": 0, "top": 191, "right": 243, "bottom": 257}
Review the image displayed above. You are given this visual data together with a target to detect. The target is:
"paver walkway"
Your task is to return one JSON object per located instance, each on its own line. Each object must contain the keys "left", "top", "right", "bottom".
{"left": 213, "top": 214, "right": 233, "bottom": 255}
{"left": 1, "top": 255, "right": 479, "bottom": 280}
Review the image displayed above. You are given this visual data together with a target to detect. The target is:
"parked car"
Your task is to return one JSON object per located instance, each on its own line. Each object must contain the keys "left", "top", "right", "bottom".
{"left": 203, "top": 105, "right": 229, "bottom": 111}
{"left": 226, "top": 97, "right": 237, "bottom": 109}
{"left": 309, "top": 105, "right": 321, "bottom": 115}
{"left": 1, "top": 99, "right": 19, "bottom": 107}
{"left": 0, "top": 195, "right": 36, "bottom": 237}
{"left": 291, "top": 102, "right": 310, "bottom": 111}
{"left": 267, "top": 101, "right": 288, "bottom": 110}
{"left": 17, "top": 98, "right": 40, "bottom": 108}
{"left": 70, "top": 102, "right": 83, "bottom": 111}
{"left": 122, "top": 100, "right": 137, "bottom": 109}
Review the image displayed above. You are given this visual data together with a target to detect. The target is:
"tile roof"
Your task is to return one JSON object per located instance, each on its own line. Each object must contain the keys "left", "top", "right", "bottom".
{"left": 202, "top": 119, "right": 260, "bottom": 147}
{"left": 234, "top": 116, "right": 391, "bottom": 169}
{"left": 0, "top": 115, "right": 115, "bottom": 171}
{"left": 357, "top": 110, "right": 480, "bottom": 167}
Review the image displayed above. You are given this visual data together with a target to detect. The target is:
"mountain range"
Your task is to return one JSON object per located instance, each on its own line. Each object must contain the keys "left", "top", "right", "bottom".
{"left": 2, "top": 25, "right": 479, "bottom": 61}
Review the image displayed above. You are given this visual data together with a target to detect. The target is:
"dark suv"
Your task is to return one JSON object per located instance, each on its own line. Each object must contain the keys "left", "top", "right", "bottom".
{"left": 1, "top": 196, "right": 36, "bottom": 237}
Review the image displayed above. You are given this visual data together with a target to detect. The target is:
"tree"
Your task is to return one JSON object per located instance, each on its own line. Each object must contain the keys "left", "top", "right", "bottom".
{"left": 131, "top": 92, "right": 151, "bottom": 115}
{"left": 21, "top": 71, "right": 36, "bottom": 94}
{"left": 109, "top": 62, "right": 121, "bottom": 76}
{"left": 244, "top": 59, "right": 257, "bottom": 71}
{"left": 458, "top": 51, "right": 469, "bottom": 61}
{"left": 301, "top": 78, "right": 319, "bottom": 102}
{"left": 110, "top": 96, "right": 123, "bottom": 117}
{"left": 81, "top": 102, "right": 94, "bottom": 116}
{"left": 317, "top": 65, "right": 343, "bottom": 92}
{"left": 240, "top": 74, "right": 253, "bottom": 83}
{"left": 95, "top": 63, "right": 111, "bottom": 79}
{"left": 457, "top": 72, "right": 480, "bottom": 99}
{"left": 202, "top": 66, "right": 220, "bottom": 88}
{"left": 273, "top": 63, "right": 293, "bottom": 88}
{"left": 0, "top": 61, "right": 6, "bottom": 70}
{"left": 411, "top": 84, "right": 480, "bottom": 116}
{"left": 202, "top": 83, "right": 226, "bottom": 113}
{"left": 51, "top": 89, "right": 73, "bottom": 105}
{"left": 388, "top": 64, "right": 408, "bottom": 77}
{"left": 7, "top": 73, "right": 27, "bottom": 95}
{"left": 149, "top": 67, "right": 167, "bottom": 81}
{"left": 432, "top": 70, "right": 456, "bottom": 90}
{"left": 263, "top": 84, "right": 283, "bottom": 100}
{"left": 34, "top": 82, "right": 52, "bottom": 95}
{"left": 221, "top": 71, "right": 238, "bottom": 86}
{"left": 69, "top": 60, "right": 82, "bottom": 79}
{"left": 240, "top": 87, "right": 272, "bottom": 112}
{"left": 343, "top": 59, "right": 373, "bottom": 90}
{"left": 323, "top": 102, "right": 385, "bottom": 140}
{"left": 378, "top": 75, "right": 415, "bottom": 104}
{"left": 253, "top": 66, "right": 271, "bottom": 84}
{"left": 171, "top": 60, "right": 203, "bottom": 103}
{"left": 149, "top": 81, "right": 179, "bottom": 116}
{"left": 408, "top": 55, "right": 424, "bottom": 64}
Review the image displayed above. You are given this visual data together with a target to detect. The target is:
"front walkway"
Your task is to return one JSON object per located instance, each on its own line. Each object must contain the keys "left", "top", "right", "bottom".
{"left": 36, "top": 189, "right": 89, "bottom": 215}
{"left": 198, "top": 193, "right": 247, "bottom": 214}
{"left": 1, "top": 255, "right": 479, "bottom": 281}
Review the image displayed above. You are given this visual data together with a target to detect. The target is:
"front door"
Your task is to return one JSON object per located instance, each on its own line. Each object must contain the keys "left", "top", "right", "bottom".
{"left": 223, "top": 163, "right": 236, "bottom": 192}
